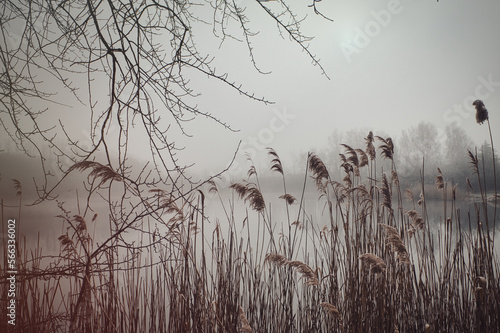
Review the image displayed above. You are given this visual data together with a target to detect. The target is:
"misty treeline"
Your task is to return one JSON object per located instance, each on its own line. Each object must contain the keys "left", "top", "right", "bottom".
{"left": 318, "top": 122, "right": 498, "bottom": 193}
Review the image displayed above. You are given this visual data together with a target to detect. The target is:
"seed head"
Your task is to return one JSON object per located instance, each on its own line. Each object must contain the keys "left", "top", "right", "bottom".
{"left": 473, "top": 99, "right": 489, "bottom": 124}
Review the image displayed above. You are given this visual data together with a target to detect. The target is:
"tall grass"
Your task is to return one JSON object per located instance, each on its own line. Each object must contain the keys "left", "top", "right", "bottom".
{"left": 1, "top": 132, "right": 499, "bottom": 332}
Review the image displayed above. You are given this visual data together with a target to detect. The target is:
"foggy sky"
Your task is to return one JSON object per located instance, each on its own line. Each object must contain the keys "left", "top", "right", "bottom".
{"left": 175, "top": 0, "right": 500, "bottom": 179}
{"left": 2, "top": 0, "right": 500, "bottom": 184}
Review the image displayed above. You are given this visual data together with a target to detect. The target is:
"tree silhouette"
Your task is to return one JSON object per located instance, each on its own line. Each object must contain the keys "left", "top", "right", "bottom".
{"left": 1, "top": 0, "right": 330, "bottom": 202}
{"left": 0, "top": 1, "right": 332, "bottom": 296}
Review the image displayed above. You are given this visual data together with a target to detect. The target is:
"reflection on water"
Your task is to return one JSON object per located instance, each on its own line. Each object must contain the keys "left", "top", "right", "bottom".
{"left": 4, "top": 185, "right": 499, "bottom": 257}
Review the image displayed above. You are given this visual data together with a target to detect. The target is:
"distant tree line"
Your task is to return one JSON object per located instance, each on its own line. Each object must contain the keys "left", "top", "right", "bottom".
{"left": 318, "top": 122, "right": 498, "bottom": 192}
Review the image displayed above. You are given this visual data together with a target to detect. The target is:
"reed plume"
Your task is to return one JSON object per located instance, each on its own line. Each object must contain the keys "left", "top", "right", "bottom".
{"left": 12, "top": 178, "right": 22, "bottom": 196}
{"left": 74, "top": 215, "right": 88, "bottom": 233}
{"left": 365, "top": 131, "right": 376, "bottom": 160}
{"left": 466, "top": 177, "right": 473, "bottom": 190}
{"left": 207, "top": 179, "right": 218, "bottom": 193}
{"left": 69, "top": 160, "right": 122, "bottom": 185}
{"left": 308, "top": 152, "right": 330, "bottom": 190}
{"left": 473, "top": 99, "right": 489, "bottom": 124}
{"left": 267, "top": 147, "right": 284, "bottom": 175}
{"left": 405, "top": 188, "right": 414, "bottom": 202}
{"left": 266, "top": 254, "right": 319, "bottom": 286}
{"left": 341, "top": 144, "right": 359, "bottom": 168}
{"left": 341, "top": 161, "right": 353, "bottom": 174}
{"left": 342, "top": 144, "right": 361, "bottom": 176}
{"left": 58, "top": 234, "right": 76, "bottom": 255}
{"left": 376, "top": 136, "right": 394, "bottom": 160}
{"left": 406, "top": 210, "right": 424, "bottom": 230}
{"left": 391, "top": 170, "right": 400, "bottom": 187}
{"left": 359, "top": 253, "right": 386, "bottom": 273}
{"left": 279, "top": 193, "right": 297, "bottom": 205}
{"left": 332, "top": 181, "right": 349, "bottom": 203}
{"left": 247, "top": 165, "right": 257, "bottom": 178}
{"left": 379, "top": 224, "right": 410, "bottom": 264}
{"left": 381, "top": 173, "right": 392, "bottom": 211}
{"left": 229, "top": 181, "right": 265, "bottom": 213}
{"left": 287, "top": 260, "right": 320, "bottom": 286}
{"left": 467, "top": 150, "right": 479, "bottom": 175}
{"left": 343, "top": 173, "right": 353, "bottom": 188}
{"left": 319, "top": 302, "right": 341, "bottom": 320}
{"left": 473, "top": 99, "right": 497, "bottom": 230}
{"left": 436, "top": 167, "right": 444, "bottom": 190}
{"left": 356, "top": 148, "right": 369, "bottom": 167}
{"left": 265, "top": 253, "right": 288, "bottom": 265}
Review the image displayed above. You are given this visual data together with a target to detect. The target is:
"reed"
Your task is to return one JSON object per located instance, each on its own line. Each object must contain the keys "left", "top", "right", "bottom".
{"left": 1, "top": 130, "right": 499, "bottom": 332}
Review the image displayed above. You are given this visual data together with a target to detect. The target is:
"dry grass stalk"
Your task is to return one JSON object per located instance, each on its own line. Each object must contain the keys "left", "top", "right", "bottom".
{"left": 473, "top": 99, "right": 489, "bottom": 124}
{"left": 308, "top": 152, "right": 330, "bottom": 190}
{"left": 356, "top": 148, "right": 369, "bottom": 167}
{"left": 359, "top": 253, "right": 386, "bottom": 273}
{"left": 466, "top": 177, "right": 473, "bottom": 190}
{"left": 381, "top": 173, "right": 392, "bottom": 211}
{"left": 287, "top": 260, "right": 320, "bottom": 286}
{"left": 230, "top": 181, "right": 265, "bottom": 213}
{"left": 406, "top": 223, "right": 416, "bottom": 238}
{"left": 279, "top": 193, "right": 297, "bottom": 205}
{"left": 12, "top": 178, "right": 22, "bottom": 196}
{"left": 406, "top": 210, "right": 424, "bottom": 230}
{"left": 247, "top": 165, "right": 257, "bottom": 178}
{"left": 343, "top": 173, "right": 353, "bottom": 188}
{"left": 467, "top": 150, "right": 479, "bottom": 175}
{"left": 341, "top": 161, "right": 354, "bottom": 175}
{"left": 319, "top": 302, "right": 341, "bottom": 320}
{"left": 74, "top": 215, "right": 87, "bottom": 233}
{"left": 207, "top": 179, "right": 218, "bottom": 193}
{"left": 376, "top": 136, "right": 394, "bottom": 160}
{"left": 405, "top": 188, "right": 414, "bottom": 202}
{"left": 58, "top": 234, "right": 76, "bottom": 255}
{"left": 10, "top": 137, "right": 500, "bottom": 332}
{"left": 341, "top": 144, "right": 359, "bottom": 168}
{"left": 379, "top": 224, "right": 410, "bottom": 264}
{"left": 339, "top": 153, "right": 347, "bottom": 164}
{"left": 391, "top": 170, "right": 399, "bottom": 187}
{"left": 353, "top": 165, "right": 361, "bottom": 177}
{"left": 452, "top": 183, "right": 458, "bottom": 200}
{"left": 353, "top": 185, "right": 373, "bottom": 212}
{"left": 332, "top": 181, "right": 349, "bottom": 203}
{"left": 365, "top": 131, "right": 376, "bottom": 160}
{"left": 436, "top": 167, "right": 444, "bottom": 190}
{"left": 265, "top": 253, "right": 288, "bottom": 266}
{"left": 267, "top": 147, "right": 284, "bottom": 175}
{"left": 69, "top": 160, "right": 123, "bottom": 185}
{"left": 266, "top": 254, "right": 319, "bottom": 286}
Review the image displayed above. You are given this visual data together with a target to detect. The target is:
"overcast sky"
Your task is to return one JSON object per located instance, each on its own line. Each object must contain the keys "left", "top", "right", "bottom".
{"left": 2, "top": 0, "right": 500, "bottom": 185}
{"left": 171, "top": 0, "right": 500, "bottom": 179}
